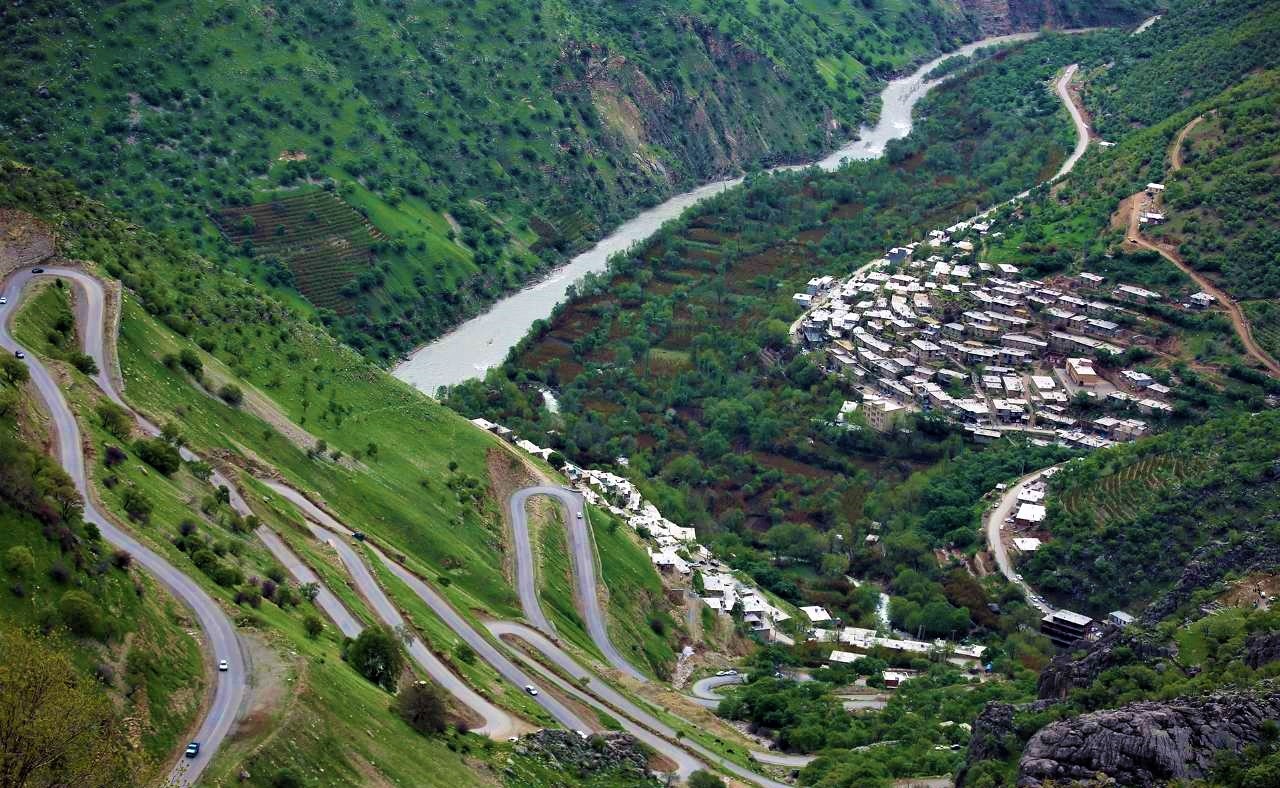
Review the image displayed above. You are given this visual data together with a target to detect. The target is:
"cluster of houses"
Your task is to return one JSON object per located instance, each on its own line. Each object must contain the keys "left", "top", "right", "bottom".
{"left": 794, "top": 215, "right": 1184, "bottom": 449}
{"left": 468, "top": 416, "right": 799, "bottom": 641}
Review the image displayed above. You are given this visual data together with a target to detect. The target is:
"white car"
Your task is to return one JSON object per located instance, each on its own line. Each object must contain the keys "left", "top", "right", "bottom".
{"left": 0, "top": 296, "right": 7, "bottom": 305}
{"left": 726, "top": 669, "right": 738, "bottom": 676}
{"left": 575, "top": 512, "right": 583, "bottom": 519}
{"left": 524, "top": 684, "right": 539, "bottom": 696}
{"left": 218, "top": 659, "right": 229, "bottom": 672}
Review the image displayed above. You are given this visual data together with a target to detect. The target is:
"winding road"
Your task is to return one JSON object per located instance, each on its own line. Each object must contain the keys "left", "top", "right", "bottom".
{"left": 0, "top": 267, "right": 247, "bottom": 787}
{"left": 510, "top": 486, "right": 647, "bottom": 680}
{"left": 1126, "top": 115, "right": 1280, "bottom": 378}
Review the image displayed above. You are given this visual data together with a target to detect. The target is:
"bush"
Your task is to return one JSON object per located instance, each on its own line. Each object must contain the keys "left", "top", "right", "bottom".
{"left": 103, "top": 445, "right": 127, "bottom": 467}
{"left": 3, "top": 546, "right": 34, "bottom": 578}
{"left": 110, "top": 549, "right": 132, "bottom": 569}
{"left": 58, "top": 590, "right": 103, "bottom": 639}
{"left": 270, "top": 769, "right": 303, "bottom": 788}
{"left": 303, "top": 614, "right": 324, "bottom": 639}
{"left": 396, "top": 680, "right": 448, "bottom": 735}
{"left": 178, "top": 348, "right": 203, "bottom": 377}
{"left": 218, "top": 383, "right": 243, "bottom": 406}
{"left": 132, "top": 438, "right": 180, "bottom": 475}
{"left": 69, "top": 352, "right": 98, "bottom": 375}
{"left": 688, "top": 771, "right": 727, "bottom": 788}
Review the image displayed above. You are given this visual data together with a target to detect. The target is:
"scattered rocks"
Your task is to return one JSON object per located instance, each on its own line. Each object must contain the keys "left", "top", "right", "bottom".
{"left": 514, "top": 730, "right": 654, "bottom": 780}
{"left": 1018, "top": 684, "right": 1280, "bottom": 786}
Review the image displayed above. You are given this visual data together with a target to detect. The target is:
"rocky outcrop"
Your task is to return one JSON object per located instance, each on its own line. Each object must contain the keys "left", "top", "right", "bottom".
{"left": 514, "top": 730, "right": 653, "bottom": 779}
{"left": 1141, "top": 537, "right": 1280, "bottom": 626}
{"left": 956, "top": 700, "right": 1057, "bottom": 786}
{"left": 957, "top": 0, "right": 1149, "bottom": 36}
{"left": 1037, "top": 626, "right": 1176, "bottom": 700}
{"left": 1018, "top": 685, "right": 1280, "bottom": 786}
{"left": 1246, "top": 631, "right": 1280, "bottom": 670}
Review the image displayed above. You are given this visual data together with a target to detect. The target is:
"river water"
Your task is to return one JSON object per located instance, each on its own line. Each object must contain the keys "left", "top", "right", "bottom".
{"left": 393, "top": 32, "right": 1040, "bottom": 396}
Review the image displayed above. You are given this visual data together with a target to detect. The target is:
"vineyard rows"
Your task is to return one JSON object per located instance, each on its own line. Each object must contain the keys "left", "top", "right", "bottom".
{"left": 1059, "top": 453, "right": 1201, "bottom": 525}
{"left": 210, "top": 191, "right": 381, "bottom": 313}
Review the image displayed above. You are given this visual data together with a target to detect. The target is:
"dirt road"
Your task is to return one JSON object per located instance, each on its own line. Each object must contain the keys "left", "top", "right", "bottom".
{"left": 1125, "top": 114, "right": 1280, "bottom": 377}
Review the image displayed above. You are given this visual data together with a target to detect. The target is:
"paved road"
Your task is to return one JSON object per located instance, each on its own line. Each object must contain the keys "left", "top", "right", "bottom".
{"left": 258, "top": 479, "right": 531, "bottom": 738}
{"left": 984, "top": 467, "right": 1062, "bottom": 615}
{"left": 689, "top": 673, "right": 745, "bottom": 708}
{"left": 488, "top": 621, "right": 799, "bottom": 785}
{"left": 510, "top": 486, "right": 647, "bottom": 680}
{"left": 0, "top": 268, "right": 247, "bottom": 786}
{"left": 255, "top": 528, "right": 362, "bottom": 639}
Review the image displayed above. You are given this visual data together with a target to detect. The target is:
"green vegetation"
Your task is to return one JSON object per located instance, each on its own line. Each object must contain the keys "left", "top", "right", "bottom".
{"left": 0, "top": 0, "right": 1147, "bottom": 359}
{"left": 1026, "top": 411, "right": 1280, "bottom": 615}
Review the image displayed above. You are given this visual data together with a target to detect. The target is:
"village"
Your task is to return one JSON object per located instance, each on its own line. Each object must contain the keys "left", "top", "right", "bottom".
{"left": 791, "top": 184, "right": 1208, "bottom": 449}
{"left": 469, "top": 415, "right": 994, "bottom": 674}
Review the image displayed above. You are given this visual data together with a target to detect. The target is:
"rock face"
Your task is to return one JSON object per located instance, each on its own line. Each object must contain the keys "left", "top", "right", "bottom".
{"left": 1037, "top": 627, "right": 1175, "bottom": 700}
{"left": 1018, "top": 685, "right": 1280, "bottom": 786}
{"left": 515, "top": 730, "right": 653, "bottom": 779}
{"left": 956, "top": 699, "right": 1057, "bottom": 786}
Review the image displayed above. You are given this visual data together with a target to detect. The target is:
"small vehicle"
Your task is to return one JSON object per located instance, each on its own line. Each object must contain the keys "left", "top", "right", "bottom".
{"left": 184, "top": 742, "right": 200, "bottom": 759}
{"left": 575, "top": 511, "right": 583, "bottom": 520}
{"left": 726, "top": 669, "right": 738, "bottom": 676}
{"left": 1015, "top": 574, "right": 1024, "bottom": 581}
{"left": 524, "top": 684, "right": 539, "bottom": 696}
{"left": 352, "top": 531, "right": 366, "bottom": 542}
{"left": 0, "top": 296, "right": 7, "bottom": 305}
{"left": 507, "top": 736, "right": 519, "bottom": 743}
{"left": 218, "top": 659, "right": 229, "bottom": 672}
{"left": 574, "top": 730, "right": 588, "bottom": 740}
{"left": 30, "top": 267, "right": 44, "bottom": 274}
{"left": 14, "top": 351, "right": 24, "bottom": 359}
{"left": 715, "top": 670, "right": 728, "bottom": 676}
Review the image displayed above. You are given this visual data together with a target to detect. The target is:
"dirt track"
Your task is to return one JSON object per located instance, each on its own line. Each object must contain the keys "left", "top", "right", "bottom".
{"left": 1124, "top": 114, "right": 1280, "bottom": 378}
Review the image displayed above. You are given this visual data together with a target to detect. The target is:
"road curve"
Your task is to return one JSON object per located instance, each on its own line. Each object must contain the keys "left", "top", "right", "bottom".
{"left": 1053, "top": 65, "right": 1090, "bottom": 182}
{"left": 258, "top": 479, "right": 535, "bottom": 738}
{"left": 0, "top": 268, "right": 247, "bottom": 786}
{"left": 488, "top": 620, "right": 797, "bottom": 786}
{"left": 510, "top": 486, "right": 647, "bottom": 680}
{"left": 983, "top": 467, "right": 1062, "bottom": 615}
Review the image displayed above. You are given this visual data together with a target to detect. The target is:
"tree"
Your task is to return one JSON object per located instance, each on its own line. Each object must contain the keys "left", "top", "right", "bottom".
{"left": 299, "top": 582, "right": 320, "bottom": 602}
{"left": 396, "top": 679, "right": 448, "bottom": 735}
{"left": 132, "top": 438, "right": 180, "bottom": 476}
{"left": 178, "top": 348, "right": 203, "bottom": 377}
{"left": 345, "top": 626, "right": 404, "bottom": 691}
{"left": 303, "top": 615, "right": 324, "bottom": 639}
{"left": 688, "top": 770, "right": 727, "bottom": 788}
{"left": 69, "top": 352, "right": 98, "bottom": 375}
{"left": 3, "top": 546, "right": 34, "bottom": 578}
{"left": 58, "top": 590, "right": 104, "bottom": 639}
{"left": 0, "top": 630, "right": 139, "bottom": 787}
{"left": 95, "top": 401, "right": 131, "bottom": 440}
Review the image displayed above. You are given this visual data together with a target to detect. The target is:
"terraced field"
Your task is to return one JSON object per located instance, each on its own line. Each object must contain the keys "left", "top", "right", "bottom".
{"left": 212, "top": 191, "right": 383, "bottom": 313}
{"left": 1058, "top": 453, "right": 1201, "bottom": 525}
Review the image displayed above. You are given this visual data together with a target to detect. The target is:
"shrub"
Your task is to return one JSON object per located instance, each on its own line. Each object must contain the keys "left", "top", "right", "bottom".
{"left": 103, "top": 445, "right": 127, "bottom": 467}
{"left": 119, "top": 487, "right": 152, "bottom": 523}
{"left": 110, "top": 549, "right": 133, "bottom": 569}
{"left": 303, "top": 615, "right": 324, "bottom": 639}
{"left": 3, "top": 546, "right": 34, "bottom": 578}
{"left": 396, "top": 680, "right": 448, "bottom": 735}
{"left": 58, "top": 590, "right": 103, "bottom": 639}
{"left": 178, "top": 348, "right": 203, "bottom": 377}
{"left": 69, "top": 352, "right": 98, "bottom": 375}
{"left": 218, "top": 383, "right": 243, "bottom": 406}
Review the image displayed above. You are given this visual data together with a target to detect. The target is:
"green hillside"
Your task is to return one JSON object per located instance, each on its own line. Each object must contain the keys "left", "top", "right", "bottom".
{"left": 0, "top": 0, "right": 1148, "bottom": 360}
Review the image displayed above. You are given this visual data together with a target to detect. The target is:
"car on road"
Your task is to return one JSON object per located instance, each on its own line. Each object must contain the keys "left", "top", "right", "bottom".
{"left": 506, "top": 736, "right": 519, "bottom": 743}
{"left": 0, "top": 296, "right": 7, "bottom": 305}
{"left": 574, "top": 730, "right": 588, "bottom": 740}
{"left": 1015, "top": 574, "right": 1023, "bottom": 581}
{"left": 524, "top": 684, "right": 538, "bottom": 696}
{"left": 218, "top": 659, "right": 229, "bottom": 672}
{"left": 726, "top": 669, "right": 737, "bottom": 676}
{"left": 184, "top": 742, "right": 200, "bottom": 759}
{"left": 30, "top": 268, "right": 44, "bottom": 274}
{"left": 13, "top": 351, "right": 24, "bottom": 359}
{"left": 351, "top": 531, "right": 366, "bottom": 542}
{"left": 575, "top": 511, "right": 583, "bottom": 519}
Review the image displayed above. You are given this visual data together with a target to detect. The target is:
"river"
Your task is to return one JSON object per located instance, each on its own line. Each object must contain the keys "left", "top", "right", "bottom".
{"left": 393, "top": 32, "right": 1041, "bottom": 396}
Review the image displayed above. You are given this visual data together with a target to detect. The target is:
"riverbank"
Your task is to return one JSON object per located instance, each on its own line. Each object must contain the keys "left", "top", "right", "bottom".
{"left": 393, "top": 32, "right": 1050, "bottom": 396}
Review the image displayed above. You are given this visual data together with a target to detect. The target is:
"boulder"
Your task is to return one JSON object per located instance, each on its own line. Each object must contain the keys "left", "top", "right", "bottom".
{"left": 1018, "top": 685, "right": 1280, "bottom": 786}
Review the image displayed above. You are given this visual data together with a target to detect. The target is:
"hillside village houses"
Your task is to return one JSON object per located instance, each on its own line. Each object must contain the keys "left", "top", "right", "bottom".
{"left": 793, "top": 212, "right": 1181, "bottom": 449}
{"left": 468, "top": 418, "right": 798, "bottom": 640}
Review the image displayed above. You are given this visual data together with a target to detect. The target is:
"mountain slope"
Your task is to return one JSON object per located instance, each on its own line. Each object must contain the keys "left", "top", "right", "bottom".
{"left": 0, "top": 0, "right": 1149, "bottom": 360}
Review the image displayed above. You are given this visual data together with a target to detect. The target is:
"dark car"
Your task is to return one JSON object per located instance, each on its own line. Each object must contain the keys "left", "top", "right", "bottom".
{"left": 30, "top": 267, "right": 44, "bottom": 274}
{"left": 14, "top": 351, "right": 24, "bottom": 360}
{"left": 184, "top": 742, "right": 200, "bottom": 758}
{"left": 352, "top": 531, "right": 366, "bottom": 542}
